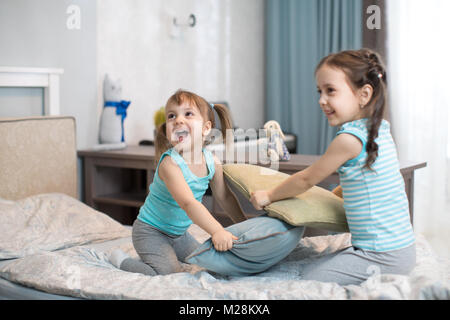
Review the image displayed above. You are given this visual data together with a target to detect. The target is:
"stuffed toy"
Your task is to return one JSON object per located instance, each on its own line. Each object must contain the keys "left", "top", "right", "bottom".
{"left": 263, "top": 120, "right": 291, "bottom": 161}
{"left": 99, "top": 74, "right": 131, "bottom": 145}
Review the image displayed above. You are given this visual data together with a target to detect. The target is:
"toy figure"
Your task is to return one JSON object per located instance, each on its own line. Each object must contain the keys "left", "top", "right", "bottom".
{"left": 263, "top": 120, "right": 291, "bottom": 161}
{"left": 99, "top": 74, "right": 131, "bottom": 144}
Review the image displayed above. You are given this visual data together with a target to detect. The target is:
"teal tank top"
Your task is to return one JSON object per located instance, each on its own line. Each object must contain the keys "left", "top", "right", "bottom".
{"left": 137, "top": 148, "right": 216, "bottom": 236}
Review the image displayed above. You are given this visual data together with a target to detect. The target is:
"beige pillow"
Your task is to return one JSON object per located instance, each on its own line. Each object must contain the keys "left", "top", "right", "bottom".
{"left": 222, "top": 164, "right": 349, "bottom": 232}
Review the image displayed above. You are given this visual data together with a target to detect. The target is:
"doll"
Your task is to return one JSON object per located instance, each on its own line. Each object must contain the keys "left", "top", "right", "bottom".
{"left": 263, "top": 120, "right": 291, "bottom": 161}
{"left": 99, "top": 74, "right": 131, "bottom": 144}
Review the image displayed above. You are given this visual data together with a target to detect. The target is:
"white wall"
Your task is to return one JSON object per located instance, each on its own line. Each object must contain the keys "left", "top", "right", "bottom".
{"left": 0, "top": 0, "right": 265, "bottom": 148}
{"left": 0, "top": 0, "right": 265, "bottom": 199}
{"left": 0, "top": 0, "right": 98, "bottom": 149}
{"left": 97, "top": 0, "right": 265, "bottom": 145}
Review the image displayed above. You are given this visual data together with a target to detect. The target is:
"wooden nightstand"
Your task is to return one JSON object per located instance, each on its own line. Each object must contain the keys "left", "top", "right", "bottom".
{"left": 78, "top": 146, "right": 155, "bottom": 225}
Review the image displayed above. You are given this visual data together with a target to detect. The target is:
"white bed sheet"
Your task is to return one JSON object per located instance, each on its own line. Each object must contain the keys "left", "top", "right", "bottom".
{"left": 0, "top": 234, "right": 133, "bottom": 300}
{"left": 0, "top": 225, "right": 449, "bottom": 300}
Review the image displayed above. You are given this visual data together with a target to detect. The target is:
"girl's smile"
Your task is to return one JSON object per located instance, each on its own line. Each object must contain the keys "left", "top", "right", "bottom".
{"left": 173, "top": 128, "right": 189, "bottom": 143}
{"left": 316, "top": 64, "right": 370, "bottom": 127}
{"left": 165, "top": 101, "right": 211, "bottom": 155}
{"left": 322, "top": 108, "right": 336, "bottom": 117}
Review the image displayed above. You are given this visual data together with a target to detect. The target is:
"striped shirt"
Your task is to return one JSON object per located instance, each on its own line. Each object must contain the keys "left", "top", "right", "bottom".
{"left": 336, "top": 118, "right": 415, "bottom": 252}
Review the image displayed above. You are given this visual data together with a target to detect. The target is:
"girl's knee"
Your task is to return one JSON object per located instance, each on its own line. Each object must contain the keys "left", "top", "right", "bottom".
{"left": 302, "top": 269, "right": 365, "bottom": 285}
{"left": 301, "top": 263, "right": 366, "bottom": 285}
{"left": 301, "top": 268, "right": 334, "bottom": 283}
{"left": 136, "top": 254, "right": 182, "bottom": 275}
{"left": 154, "top": 262, "right": 183, "bottom": 275}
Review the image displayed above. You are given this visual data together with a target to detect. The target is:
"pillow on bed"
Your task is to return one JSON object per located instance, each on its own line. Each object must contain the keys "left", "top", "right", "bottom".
{"left": 0, "top": 193, "right": 131, "bottom": 260}
{"left": 222, "top": 164, "right": 349, "bottom": 233}
{"left": 186, "top": 215, "right": 304, "bottom": 276}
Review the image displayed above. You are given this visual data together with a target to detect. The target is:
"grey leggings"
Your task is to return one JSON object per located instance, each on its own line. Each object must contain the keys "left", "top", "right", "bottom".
{"left": 301, "top": 242, "right": 416, "bottom": 285}
{"left": 119, "top": 218, "right": 200, "bottom": 276}
{"left": 122, "top": 219, "right": 416, "bottom": 284}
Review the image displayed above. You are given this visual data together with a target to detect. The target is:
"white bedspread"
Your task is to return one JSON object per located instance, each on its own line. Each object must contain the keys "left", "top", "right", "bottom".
{"left": 0, "top": 225, "right": 449, "bottom": 300}
{"left": 0, "top": 193, "right": 130, "bottom": 259}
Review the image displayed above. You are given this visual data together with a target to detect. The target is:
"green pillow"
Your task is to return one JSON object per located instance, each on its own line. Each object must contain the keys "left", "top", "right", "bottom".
{"left": 222, "top": 164, "right": 349, "bottom": 232}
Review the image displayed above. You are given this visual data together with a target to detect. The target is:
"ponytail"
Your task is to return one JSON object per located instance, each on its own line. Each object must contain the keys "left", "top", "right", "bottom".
{"left": 154, "top": 122, "right": 171, "bottom": 166}
{"left": 361, "top": 49, "right": 387, "bottom": 170}
{"left": 207, "top": 103, "right": 233, "bottom": 145}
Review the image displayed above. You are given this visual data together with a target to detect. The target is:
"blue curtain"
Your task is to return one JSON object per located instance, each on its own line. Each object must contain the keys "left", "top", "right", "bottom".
{"left": 265, "top": 0, "right": 363, "bottom": 155}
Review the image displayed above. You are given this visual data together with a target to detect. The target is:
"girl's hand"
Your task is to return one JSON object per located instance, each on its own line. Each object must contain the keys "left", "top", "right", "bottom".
{"left": 250, "top": 190, "right": 271, "bottom": 210}
{"left": 211, "top": 229, "right": 238, "bottom": 251}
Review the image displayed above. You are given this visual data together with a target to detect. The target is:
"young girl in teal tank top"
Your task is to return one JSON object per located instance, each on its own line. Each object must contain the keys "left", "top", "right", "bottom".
{"left": 109, "top": 89, "right": 247, "bottom": 276}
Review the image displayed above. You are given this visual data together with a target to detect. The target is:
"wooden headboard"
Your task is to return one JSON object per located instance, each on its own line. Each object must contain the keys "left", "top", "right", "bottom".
{"left": 0, "top": 116, "right": 77, "bottom": 200}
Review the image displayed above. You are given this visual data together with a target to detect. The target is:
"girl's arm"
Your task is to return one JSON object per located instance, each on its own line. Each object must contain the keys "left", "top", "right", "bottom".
{"left": 209, "top": 156, "right": 248, "bottom": 224}
{"left": 250, "top": 133, "right": 362, "bottom": 209}
{"left": 158, "top": 156, "right": 237, "bottom": 251}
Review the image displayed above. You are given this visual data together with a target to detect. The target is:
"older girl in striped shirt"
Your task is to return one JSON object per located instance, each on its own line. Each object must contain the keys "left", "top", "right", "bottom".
{"left": 250, "top": 48, "right": 415, "bottom": 285}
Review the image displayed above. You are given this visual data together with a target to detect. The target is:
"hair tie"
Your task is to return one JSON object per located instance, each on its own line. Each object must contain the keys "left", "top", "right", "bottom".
{"left": 210, "top": 103, "right": 214, "bottom": 109}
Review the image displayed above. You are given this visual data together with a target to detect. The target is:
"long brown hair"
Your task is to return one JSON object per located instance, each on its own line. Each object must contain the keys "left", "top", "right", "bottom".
{"left": 154, "top": 89, "right": 233, "bottom": 164}
{"left": 315, "top": 48, "right": 388, "bottom": 170}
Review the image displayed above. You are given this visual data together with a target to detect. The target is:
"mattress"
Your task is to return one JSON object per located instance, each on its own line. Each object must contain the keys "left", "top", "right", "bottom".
{"left": 0, "top": 233, "right": 132, "bottom": 300}
{"left": 1, "top": 192, "right": 450, "bottom": 300}
{"left": 1, "top": 230, "right": 449, "bottom": 300}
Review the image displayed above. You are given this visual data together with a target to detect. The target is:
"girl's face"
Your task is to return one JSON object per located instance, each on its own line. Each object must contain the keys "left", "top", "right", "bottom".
{"left": 316, "top": 64, "right": 369, "bottom": 127}
{"left": 165, "top": 101, "right": 211, "bottom": 152}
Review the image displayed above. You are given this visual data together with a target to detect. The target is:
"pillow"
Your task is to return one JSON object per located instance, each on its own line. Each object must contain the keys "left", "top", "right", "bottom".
{"left": 186, "top": 215, "right": 304, "bottom": 276}
{"left": 0, "top": 193, "right": 131, "bottom": 260}
{"left": 222, "top": 164, "right": 349, "bottom": 233}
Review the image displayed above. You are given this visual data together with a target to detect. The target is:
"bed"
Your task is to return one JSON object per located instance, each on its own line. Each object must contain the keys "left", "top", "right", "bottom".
{"left": 0, "top": 116, "right": 449, "bottom": 300}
